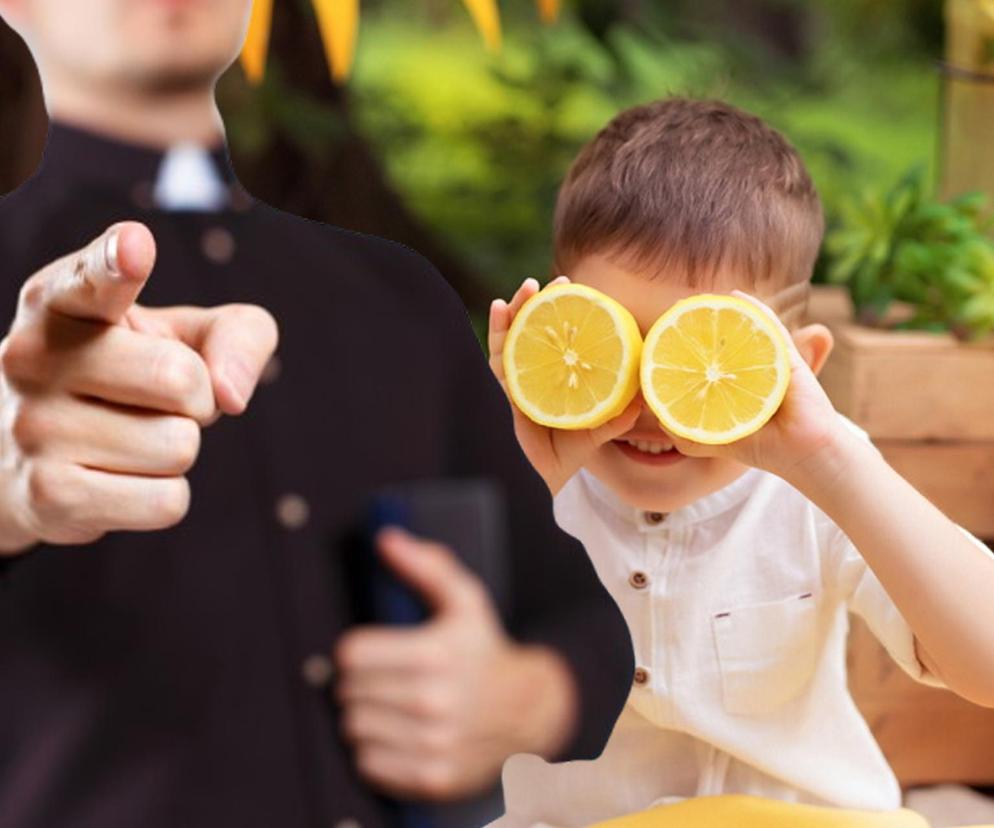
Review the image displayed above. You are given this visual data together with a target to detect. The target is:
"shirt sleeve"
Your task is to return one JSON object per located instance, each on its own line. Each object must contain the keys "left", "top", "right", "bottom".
{"left": 827, "top": 525, "right": 946, "bottom": 688}
{"left": 427, "top": 262, "right": 633, "bottom": 762}
{"left": 821, "top": 418, "right": 994, "bottom": 689}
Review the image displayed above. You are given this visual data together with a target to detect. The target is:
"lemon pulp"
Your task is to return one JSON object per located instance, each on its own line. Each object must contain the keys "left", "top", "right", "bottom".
{"left": 640, "top": 294, "right": 790, "bottom": 445}
{"left": 503, "top": 283, "right": 642, "bottom": 430}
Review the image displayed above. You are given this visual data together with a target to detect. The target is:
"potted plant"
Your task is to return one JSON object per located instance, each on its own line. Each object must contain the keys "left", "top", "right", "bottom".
{"left": 808, "top": 170, "right": 994, "bottom": 540}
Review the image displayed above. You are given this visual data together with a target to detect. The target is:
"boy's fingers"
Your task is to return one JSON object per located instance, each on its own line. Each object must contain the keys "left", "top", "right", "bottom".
{"left": 507, "top": 278, "right": 540, "bottom": 317}
{"left": 487, "top": 301, "right": 510, "bottom": 391}
{"left": 730, "top": 290, "right": 808, "bottom": 372}
{"left": 731, "top": 290, "right": 787, "bottom": 334}
{"left": 37, "top": 223, "right": 156, "bottom": 325}
{"left": 487, "top": 299, "right": 509, "bottom": 357}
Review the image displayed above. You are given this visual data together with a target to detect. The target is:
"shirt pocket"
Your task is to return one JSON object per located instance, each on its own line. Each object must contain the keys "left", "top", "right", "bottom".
{"left": 711, "top": 591, "right": 820, "bottom": 716}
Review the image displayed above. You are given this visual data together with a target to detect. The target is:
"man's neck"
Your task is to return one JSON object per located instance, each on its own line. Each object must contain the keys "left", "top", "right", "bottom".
{"left": 45, "top": 79, "right": 225, "bottom": 151}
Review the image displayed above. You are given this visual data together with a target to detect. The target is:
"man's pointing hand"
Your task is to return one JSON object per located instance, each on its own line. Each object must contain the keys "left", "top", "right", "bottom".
{"left": 0, "top": 222, "right": 278, "bottom": 552}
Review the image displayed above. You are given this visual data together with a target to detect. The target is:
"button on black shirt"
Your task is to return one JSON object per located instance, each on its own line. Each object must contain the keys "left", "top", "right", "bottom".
{"left": 0, "top": 123, "right": 632, "bottom": 828}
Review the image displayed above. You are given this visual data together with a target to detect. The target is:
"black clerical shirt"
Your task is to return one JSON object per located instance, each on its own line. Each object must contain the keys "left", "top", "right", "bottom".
{"left": 0, "top": 123, "right": 632, "bottom": 828}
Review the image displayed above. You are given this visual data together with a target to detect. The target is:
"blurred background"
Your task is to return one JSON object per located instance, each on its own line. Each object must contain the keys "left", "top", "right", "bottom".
{"left": 0, "top": 0, "right": 961, "bottom": 320}
{"left": 2, "top": 1, "right": 993, "bottom": 824}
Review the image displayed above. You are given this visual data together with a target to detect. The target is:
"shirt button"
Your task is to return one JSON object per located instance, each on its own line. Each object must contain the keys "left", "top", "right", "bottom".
{"left": 629, "top": 571, "right": 649, "bottom": 590}
{"left": 301, "top": 653, "right": 333, "bottom": 688}
{"left": 260, "top": 353, "right": 282, "bottom": 385}
{"left": 276, "top": 493, "right": 310, "bottom": 530}
{"left": 201, "top": 226, "right": 236, "bottom": 264}
{"left": 644, "top": 511, "right": 667, "bottom": 525}
{"left": 633, "top": 666, "right": 651, "bottom": 686}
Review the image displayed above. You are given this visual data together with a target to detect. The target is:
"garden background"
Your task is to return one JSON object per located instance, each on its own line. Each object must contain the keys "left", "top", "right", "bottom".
{"left": 0, "top": 0, "right": 951, "bottom": 326}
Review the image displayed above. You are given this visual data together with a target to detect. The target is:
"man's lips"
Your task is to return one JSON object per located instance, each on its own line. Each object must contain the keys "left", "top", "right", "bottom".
{"left": 612, "top": 437, "right": 687, "bottom": 466}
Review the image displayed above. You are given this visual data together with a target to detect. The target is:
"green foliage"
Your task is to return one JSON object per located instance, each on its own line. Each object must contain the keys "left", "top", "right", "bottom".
{"left": 351, "top": 10, "right": 939, "bottom": 295}
{"left": 825, "top": 171, "right": 994, "bottom": 339}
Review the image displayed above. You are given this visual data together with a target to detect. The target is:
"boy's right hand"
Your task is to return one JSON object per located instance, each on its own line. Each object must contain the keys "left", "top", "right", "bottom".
{"left": 488, "top": 277, "right": 641, "bottom": 496}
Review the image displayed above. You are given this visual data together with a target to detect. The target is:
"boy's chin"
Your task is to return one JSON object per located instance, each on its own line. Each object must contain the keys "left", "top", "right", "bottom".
{"left": 587, "top": 447, "right": 746, "bottom": 514}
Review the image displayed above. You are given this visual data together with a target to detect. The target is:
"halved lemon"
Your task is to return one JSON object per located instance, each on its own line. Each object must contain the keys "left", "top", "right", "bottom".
{"left": 503, "top": 283, "right": 642, "bottom": 430}
{"left": 640, "top": 294, "right": 791, "bottom": 445}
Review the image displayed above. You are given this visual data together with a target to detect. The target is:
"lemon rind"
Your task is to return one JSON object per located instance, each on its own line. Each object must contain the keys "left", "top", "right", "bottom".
{"left": 639, "top": 294, "right": 791, "bottom": 445}
{"left": 504, "top": 283, "right": 642, "bottom": 431}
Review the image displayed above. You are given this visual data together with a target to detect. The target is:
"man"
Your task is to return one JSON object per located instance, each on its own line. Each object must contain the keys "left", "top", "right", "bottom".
{"left": 0, "top": 2, "right": 632, "bottom": 827}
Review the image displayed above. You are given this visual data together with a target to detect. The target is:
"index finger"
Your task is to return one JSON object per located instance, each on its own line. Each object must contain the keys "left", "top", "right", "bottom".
{"left": 486, "top": 278, "right": 541, "bottom": 375}
{"left": 29, "top": 223, "right": 156, "bottom": 325}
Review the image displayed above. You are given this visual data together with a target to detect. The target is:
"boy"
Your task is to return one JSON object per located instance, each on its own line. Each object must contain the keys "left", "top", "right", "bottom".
{"left": 486, "top": 98, "right": 994, "bottom": 826}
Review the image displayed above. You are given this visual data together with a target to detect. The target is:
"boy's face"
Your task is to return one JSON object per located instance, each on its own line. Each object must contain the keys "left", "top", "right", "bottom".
{"left": 570, "top": 252, "right": 764, "bottom": 513}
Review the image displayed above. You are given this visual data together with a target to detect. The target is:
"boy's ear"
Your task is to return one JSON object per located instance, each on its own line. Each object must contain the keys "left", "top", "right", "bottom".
{"left": 792, "top": 323, "right": 833, "bottom": 377}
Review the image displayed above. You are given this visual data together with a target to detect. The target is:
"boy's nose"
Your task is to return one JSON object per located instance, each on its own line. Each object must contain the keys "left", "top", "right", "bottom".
{"left": 629, "top": 391, "right": 672, "bottom": 435}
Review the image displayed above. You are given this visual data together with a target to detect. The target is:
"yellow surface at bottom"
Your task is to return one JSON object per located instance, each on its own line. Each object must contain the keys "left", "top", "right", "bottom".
{"left": 589, "top": 794, "right": 992, "bottom": 828}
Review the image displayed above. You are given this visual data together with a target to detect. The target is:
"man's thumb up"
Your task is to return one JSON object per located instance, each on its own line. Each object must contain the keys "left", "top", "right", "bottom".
{"left": 375, "top": 527, "right": 496, "bottom": 621}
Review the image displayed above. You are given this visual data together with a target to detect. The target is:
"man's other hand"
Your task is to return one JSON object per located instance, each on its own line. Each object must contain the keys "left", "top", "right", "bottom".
{"left": 334, "top": 528, "right": 579, "bottom": 801}
{"left": 0, "top": 222, "right": 278, "bottom": 553}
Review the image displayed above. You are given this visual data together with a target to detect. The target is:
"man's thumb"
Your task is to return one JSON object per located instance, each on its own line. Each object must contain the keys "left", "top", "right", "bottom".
{"left": 376, "top": 527, "right": 488, "bottom": 617}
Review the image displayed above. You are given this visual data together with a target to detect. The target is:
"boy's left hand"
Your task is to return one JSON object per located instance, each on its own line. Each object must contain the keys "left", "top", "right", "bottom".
{"left": 663, "top": 291, "right": 845, "bottom": 481}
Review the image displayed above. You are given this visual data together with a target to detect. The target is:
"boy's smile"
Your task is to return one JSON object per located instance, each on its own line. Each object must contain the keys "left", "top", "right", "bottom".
{"left": 612, "top": 433, "right": 682, "bottom": 465}
{"left": 569, "top": 252, "right": 755, "bottom": 513}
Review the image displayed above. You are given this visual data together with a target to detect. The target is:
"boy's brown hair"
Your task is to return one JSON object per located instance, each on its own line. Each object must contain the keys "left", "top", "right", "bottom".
{"left": 553, "top": 98, "right": 823, "bottom": 318}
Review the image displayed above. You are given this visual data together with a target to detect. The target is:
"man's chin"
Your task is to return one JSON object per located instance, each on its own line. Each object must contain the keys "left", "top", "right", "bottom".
{"left": 128, "top": 60, "right": 226, "bottom": 94}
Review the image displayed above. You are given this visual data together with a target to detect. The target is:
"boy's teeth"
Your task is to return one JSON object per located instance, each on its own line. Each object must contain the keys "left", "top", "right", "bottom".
{"left": 625, "top": 438, "right": 675, "bottom": 454}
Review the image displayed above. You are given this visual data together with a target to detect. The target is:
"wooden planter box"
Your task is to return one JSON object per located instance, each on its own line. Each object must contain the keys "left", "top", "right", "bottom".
{"left": 807, "top": 285, "right": 994, "bottom": 787}
{"left": 807, "top": 285, "right": 994, "bottom": 539}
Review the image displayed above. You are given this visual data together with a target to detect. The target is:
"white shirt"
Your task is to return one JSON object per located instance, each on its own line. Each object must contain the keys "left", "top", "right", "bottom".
{"left": 495, "top": 418, "right": 992, "bottom": 828}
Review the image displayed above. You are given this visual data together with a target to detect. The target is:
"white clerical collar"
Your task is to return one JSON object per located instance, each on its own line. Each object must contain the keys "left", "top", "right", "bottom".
{"left": 153, "top": 142, "right": 228, "bottom": 212}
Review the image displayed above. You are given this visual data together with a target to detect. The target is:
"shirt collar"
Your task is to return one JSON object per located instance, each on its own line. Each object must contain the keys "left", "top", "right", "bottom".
{"left": 38, "top": 120, "right": 249, "bottom": 213}
{"left": 578, "top": 464, "right": 764, "bottom": 531}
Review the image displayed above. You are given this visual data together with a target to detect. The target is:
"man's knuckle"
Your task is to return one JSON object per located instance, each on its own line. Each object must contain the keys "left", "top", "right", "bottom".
{"left": 0, "top": 331, "right": 40, "bottom": 381}
{"left": 165, "top": 417, "right": 201, "bottom": 473}
{"left": 154, "top": 478, "right": 191, "bottom": 527}
{"left": 355, "top": 747, "right": 381, "bottom": 778}
{"left": 28, "top": 461, "right": 72, "bottom": 517}
{"left": 417, "top": 762, "right": 456, "bottom": 798}
{"left": 11, "top": 400, "right": 51, "bottom": 453}
{"left": 16, "top": 279, "right": 47, "bottom": 314}
{"left": 420, "top": 640, "right": 448, "bottom": 671}
{"left": 421, "top": 724, "right": 457, "bottom": 755}
{"left": 413, "top": 687, "right": 446, "bottom": 718}
{"left": 333, "top": 636, "right": 360, "bottom": 670}
{"left": 152, "top": 348, "right": 204, "bottom": 406}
